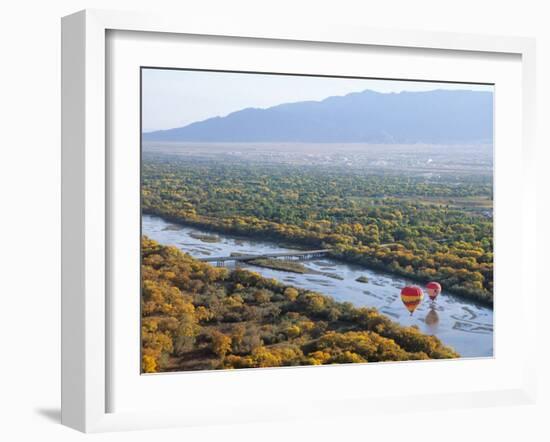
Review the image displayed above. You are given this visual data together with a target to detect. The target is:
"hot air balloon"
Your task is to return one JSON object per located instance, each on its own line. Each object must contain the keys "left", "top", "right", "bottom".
{"left": 400, "top": 286, "right": 424, "bottom": 315}
{"left": 426, "top": 282, "right": 442, "bottom": 301}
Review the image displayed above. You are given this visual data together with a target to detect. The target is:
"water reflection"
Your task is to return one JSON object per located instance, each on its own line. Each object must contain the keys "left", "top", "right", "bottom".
{"left": 424, "top": 307, "right": 440, "bottom": 332}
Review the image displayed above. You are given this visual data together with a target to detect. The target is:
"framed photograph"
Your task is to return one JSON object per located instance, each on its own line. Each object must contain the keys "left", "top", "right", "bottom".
{"left": 61, "top": 9, "right": 537, "bottom": 432}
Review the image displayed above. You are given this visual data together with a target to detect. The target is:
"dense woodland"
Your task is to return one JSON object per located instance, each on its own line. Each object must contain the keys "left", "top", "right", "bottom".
{"left": 142, "top": 158, "right": 494, "bottom": 305}
{"left": 141, "top": 237, "right": 459, "bottom": 373}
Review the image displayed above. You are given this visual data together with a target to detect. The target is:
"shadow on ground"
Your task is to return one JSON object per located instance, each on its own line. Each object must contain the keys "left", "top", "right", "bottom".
{"left": 35, "top": 408, "right": 61, "bottom": 423}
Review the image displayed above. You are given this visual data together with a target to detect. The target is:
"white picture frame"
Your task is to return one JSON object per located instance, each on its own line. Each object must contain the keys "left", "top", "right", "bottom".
{"left": 61, "top": 9, "right": 538, "bottom": 433}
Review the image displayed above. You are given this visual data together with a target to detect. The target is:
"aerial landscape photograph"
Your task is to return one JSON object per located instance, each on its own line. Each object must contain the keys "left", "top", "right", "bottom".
{"left": 140, "top": 68, "right": 494, "bottom": 373}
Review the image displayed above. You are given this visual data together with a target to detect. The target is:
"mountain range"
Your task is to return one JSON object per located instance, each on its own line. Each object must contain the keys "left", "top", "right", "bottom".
{"left": 142, "top": 89, "right": 493, "bottom": 144}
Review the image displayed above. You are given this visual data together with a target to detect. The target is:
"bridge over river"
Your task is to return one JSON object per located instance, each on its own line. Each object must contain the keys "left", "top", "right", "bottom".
{"left": 198, "top": 249, "right": 330, "bottom": 266}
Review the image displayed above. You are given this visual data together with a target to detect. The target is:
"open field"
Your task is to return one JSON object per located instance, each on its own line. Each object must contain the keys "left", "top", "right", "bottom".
{"left": 143, "top": 142, "right": 493, "bottom": 176}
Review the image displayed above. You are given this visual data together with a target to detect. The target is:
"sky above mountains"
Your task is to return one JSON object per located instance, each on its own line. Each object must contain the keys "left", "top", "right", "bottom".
{"left": 142, "top": 68, "right": 493, "bottom": 133}
{"left": 142, "top": 88, "right": 493, "bottom": 144}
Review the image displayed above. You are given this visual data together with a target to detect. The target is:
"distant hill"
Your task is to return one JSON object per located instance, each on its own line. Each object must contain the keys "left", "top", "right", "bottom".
{"left": 142, "top": 89, "right": 493, "bottom": 144}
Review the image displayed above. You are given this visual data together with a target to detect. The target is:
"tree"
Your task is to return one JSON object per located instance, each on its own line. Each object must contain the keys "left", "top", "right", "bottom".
{"left": 283, "top": 287, "right": 299, "bottom": 302}
{"left": 253, "top": 289, "right": 271, "bottom": 304}
{"left": 210, "top": 331, "right": 232, "bottom": 359}
{"left": 142, "top": 354, "right": 157, "bottom": 373}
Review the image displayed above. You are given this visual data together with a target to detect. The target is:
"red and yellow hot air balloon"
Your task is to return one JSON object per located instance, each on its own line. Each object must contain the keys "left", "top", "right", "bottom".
{"left": 426, "top": 281, "right": 442, "bottom": 301}
{"left": 400, "top": 286, "right": 424, "bottom": 315}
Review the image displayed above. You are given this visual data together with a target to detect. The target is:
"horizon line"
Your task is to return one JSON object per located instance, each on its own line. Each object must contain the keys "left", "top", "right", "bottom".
{"left": 142, "top": 87, "right": 493, "bottom": 134}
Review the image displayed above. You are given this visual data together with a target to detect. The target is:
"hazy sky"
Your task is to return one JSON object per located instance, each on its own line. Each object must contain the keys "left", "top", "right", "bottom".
{"left": 142, "top": 68, "right": 493, "bottom": 132}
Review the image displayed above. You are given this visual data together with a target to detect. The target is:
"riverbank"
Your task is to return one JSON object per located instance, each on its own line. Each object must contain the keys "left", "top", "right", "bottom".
{"left": 142, "top": 236, "right": 460, "bottom": 373}
{"left": 247, "top": 258, "right": 345, "bottom": 281}
{"left": 142, "top": 209, "right": 493, "bottom": 307}
{"left": 247, "top": 258, "right": 309, "bottom": 274}
{"left": 142, "top": 213, "right": 494, "bottom": 358}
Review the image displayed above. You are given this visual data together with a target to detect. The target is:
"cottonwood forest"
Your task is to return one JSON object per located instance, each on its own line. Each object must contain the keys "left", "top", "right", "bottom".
{"left": 143, "top": 157, "right": 493, "bottom": 304}
{"left": 142, "top": 237, "right": 459, "bottom": 373}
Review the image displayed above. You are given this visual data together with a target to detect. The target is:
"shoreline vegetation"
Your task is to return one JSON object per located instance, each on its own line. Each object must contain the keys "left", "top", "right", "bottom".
{"left": 141, "top": 237, "right": 459, "bottom": 373}
{"left": 141, "top": 160, "right": 493, "bottom": 307}
{"left": 143, "top": 207, "right": 493, "bottom": 307}
{"left": 188, "top": 232, "right": 220, "bottom": 243}
{"left": 247, "top": 258, "right": 309, "bottom": 274}
{"left": 246, "top": 258, "right": 343, "bottom": 280}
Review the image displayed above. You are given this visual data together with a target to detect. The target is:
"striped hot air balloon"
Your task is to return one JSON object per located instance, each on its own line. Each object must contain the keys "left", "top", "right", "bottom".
{"left": 426, "top": 281, "right": 442, "bottom": 301}
{"left": 400, "top": 286, "right": 424, "bottom": 315}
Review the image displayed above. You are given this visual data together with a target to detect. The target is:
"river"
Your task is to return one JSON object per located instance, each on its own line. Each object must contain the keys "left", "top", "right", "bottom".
{"left": 143, "top": 214, "right": 494, "bottom": 358}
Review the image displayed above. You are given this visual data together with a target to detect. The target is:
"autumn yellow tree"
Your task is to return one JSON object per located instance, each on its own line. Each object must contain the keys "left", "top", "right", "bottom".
{"left": 210, "top": 331, "right": 232, "bottom": 359}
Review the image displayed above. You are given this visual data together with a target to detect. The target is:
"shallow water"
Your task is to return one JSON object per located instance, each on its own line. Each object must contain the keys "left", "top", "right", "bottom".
{"left": 143, "top": 214, "right": 493, "bottom": 358}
